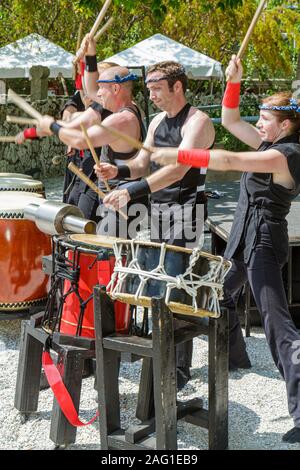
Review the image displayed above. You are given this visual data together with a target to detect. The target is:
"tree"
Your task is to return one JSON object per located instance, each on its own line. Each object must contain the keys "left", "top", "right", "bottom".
{"left": 0, "top": 0, "right": 299, "bottom": 81}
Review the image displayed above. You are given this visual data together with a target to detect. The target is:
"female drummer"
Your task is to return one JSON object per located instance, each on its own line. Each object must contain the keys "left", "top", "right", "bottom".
{"left": 151, "top": 55, "right": 300, "bottom": 444}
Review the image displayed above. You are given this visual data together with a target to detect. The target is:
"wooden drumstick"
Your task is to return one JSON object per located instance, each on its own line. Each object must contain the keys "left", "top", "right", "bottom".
{"left": 80, "top": 123, "right": 111, "bottom": 192}
{"left": 0, "top": 136, "right": 18, "bottom": 142}
{"left": 6, "top": 115, "right": 38, "bottom": 126}
{"left": 73, "top": 0, "right": 113, "bottom": 64}
{"left": 226, "top": 0, "right": 267, "bottom": 80}
{"left": 7, "top": 89, "right": 43, "bottom": 120}
{"left": 73, "top": 22, "right": 84, "bottom": 80}
{"left": 90, "top": 0, "right": 113, "bottom": 39}
{"left": 99, "top": 124, "right": 154, "bottom": 153}
{"left": 94, "top": 17, "right": 114, "bottom": 42}
{"left": 68, "top": 162, "right": 128, "bottom": 220}
{"left": 76, "top": 22, "right": 84, "bottom": 52}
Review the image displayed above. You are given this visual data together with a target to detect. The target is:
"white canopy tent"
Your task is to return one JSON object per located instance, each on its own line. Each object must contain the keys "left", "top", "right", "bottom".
{"left": 105, "top": 33, "right": 224, "bottom": 80}
{"left": 0, "top": 34, "right": 75, "bottom": 79}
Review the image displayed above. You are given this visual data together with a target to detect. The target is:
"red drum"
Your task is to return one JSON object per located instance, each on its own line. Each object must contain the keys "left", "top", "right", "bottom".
{"left": 0, "top": 192, "right": 51, "bottom": 311}
{"left": 51, "top": 234, "right": 131, "bottom": 338}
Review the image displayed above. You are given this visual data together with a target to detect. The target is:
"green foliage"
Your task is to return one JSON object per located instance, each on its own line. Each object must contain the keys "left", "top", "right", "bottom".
{"left": 0, "top": 0, "right": 299, "bottom": 82}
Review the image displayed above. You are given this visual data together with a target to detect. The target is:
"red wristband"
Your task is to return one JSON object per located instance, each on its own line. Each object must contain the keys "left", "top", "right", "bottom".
{"left": 23, "top": 127, "right": 37, "bottom": 139}
{"left": 222, "top": 81, "right": 241, "bottom": 109}
{"left": 177, "top": 149, "right": 210, "bottom": 168}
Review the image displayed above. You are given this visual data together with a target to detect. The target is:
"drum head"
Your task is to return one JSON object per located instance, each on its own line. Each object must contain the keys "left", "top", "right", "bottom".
{"left": 0, "top": 191, "right": 45, "bottom": 218}
{"left": 0, "top": 177, "right": 44, "bottom": 192}
{"left": 0, "top": 173, "right": 33, "bottom": 179}
{"left": 69, "top": 234, "right": 117, "bottom": 249}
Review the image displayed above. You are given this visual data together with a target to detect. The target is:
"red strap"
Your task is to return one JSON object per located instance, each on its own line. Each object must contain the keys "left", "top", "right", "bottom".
{"left": 75, "top": 60, "right": 85, "bottom": 90}
{"left": 222, "top": 81, "right": 241, "bottom": 109}
{"left": 75, "top": 74, "right": 83, "bottom": 90}
{"left": 23, "top": 127, "right": 37, "bottom": 139}
{"left": 177, "top": 149, "right": 210, "bottom": 168}
{"left": 42, "top": 351, "right": 99, "bottom": 427}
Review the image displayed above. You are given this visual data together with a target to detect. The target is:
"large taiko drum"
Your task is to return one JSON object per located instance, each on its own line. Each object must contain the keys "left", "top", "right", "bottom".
{"left": 0, "top": 177, "right": 44, "bottom": 193}
{"left": 108, "top": 239, "right": 232, "bottom": 319}
{"left": 0, "top": 192, "right": 51, "bottom": 311}
{"left": 45, "top": 234, "right": 131, "bottom": 338}
{"left": 0, "top": 173, "right": 33, "bottom": 179}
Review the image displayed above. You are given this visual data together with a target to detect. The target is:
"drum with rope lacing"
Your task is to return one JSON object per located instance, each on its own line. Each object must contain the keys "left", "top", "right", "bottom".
{"left": 107, "top": 239, "right": 232, "bottom": 319}
{"left": 42, "top": 234, "right": 132, "bottom": 338}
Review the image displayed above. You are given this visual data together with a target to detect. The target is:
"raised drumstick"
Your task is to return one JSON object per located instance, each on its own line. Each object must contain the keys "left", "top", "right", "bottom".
{"left": 237, "top": 0, "right": 267, "bottom": 59}
{"left": 8, "top": 89, "right": 43, "bottom": 120}
{"left": 68, "top": 162, "right": 128, "bottom": 220}
{"left": 94, "top": 17, "right": 114, "bottom": 41}
{"left": 6, "top": 115, "right": 38, "bottom": 126}
{"left": 73, "top": 0, "right": 113, "bottom": 64}
{"left": 89, "top": 0, "right": 113, "bottom": 39}
{"left": 76, "top": 22, "right": 84, "bottom": 52}
{"left": 99, "top": 124, "right": 154, "bottom": 153}
{"left": 80, "top": 123, "right": 111, "bottom": 192}
{"left": 226, "top": 0, "right": 267, "bottom": 80}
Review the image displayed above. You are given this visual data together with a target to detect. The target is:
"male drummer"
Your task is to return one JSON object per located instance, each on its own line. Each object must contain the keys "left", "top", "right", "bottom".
{"left": 37, "top": 63, "right": 146, "bottom": 237}
{"left": 95, "top": 61, "right": 215, "bottom": 389}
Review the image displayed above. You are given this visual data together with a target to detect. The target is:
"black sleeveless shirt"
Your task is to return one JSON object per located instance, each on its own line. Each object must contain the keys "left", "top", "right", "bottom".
{"left": 77, "top": 103, "right": 112, "bottom": 189}
{"left": 99, "top": 105, "right": 145, "bottom": 192}
{"left": 150, "top": 103, "right": 206, "bottom": 205}
{"left": 224, "top": 133, "right": 300, "bottom": 263}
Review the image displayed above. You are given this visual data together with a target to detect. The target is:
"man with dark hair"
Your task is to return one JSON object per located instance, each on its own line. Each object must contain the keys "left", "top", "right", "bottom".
{"left": 147, "top": 61, "right": 188, "bottom": 93}
{"left": 96, "top": 60, "right": 215, "bottom": 389}
{"left": 37, "top": 62, "right": 146, "bottom": 235}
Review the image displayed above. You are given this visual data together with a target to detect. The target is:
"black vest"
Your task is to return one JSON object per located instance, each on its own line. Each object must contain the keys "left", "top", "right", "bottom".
{"left": 99, "top": 105, "right": 146, "bottom": 192}
{"left": 150, "top": 103, "right": 206, "bottom": 205}
{"left": 78, "top": 103, "right": 112, "bottom": 190}
{"left": 224, "top": 134, "right": 300, "bottom": 263}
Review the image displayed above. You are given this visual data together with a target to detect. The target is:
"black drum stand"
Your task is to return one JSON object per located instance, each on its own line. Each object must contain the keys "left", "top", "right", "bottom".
{"left": 94, "top": 285, "right": 229, "bottom": 450}
{"left": 14, "top": 311, "right": 96, "bottom": 448}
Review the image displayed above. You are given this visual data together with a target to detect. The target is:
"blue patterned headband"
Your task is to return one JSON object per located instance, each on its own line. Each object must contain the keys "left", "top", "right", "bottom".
{"left": 259, "top": 97, "right": 300, "bottom": 113}
{"left": 97, "top": 73, "right": 139, "bottom": 84}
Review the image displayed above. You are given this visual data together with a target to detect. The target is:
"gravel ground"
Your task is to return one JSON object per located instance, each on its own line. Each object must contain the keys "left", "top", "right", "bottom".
{"left": 1, "top": 322, "right": 299, "bottom": 450}
{"left": 0, "top": 176, "right": 299, "bottom": 450}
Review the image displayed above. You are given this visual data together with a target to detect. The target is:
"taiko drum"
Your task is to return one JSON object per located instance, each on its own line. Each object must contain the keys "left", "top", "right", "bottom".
{"left": 59, "top": 234, "right": 131, "bottom": 338}
{"left": 0, "top": 192, "right": 51, "bottom": 310}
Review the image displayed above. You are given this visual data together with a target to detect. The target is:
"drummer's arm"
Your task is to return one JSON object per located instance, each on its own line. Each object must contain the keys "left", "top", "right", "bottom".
{"left": 99, "top": 115, "right": 158, "bottom": 181}
{"left": 124, "top": 127, "right": 155, "bottom": 179}
{"left": 57, "top": 106, "right": 101, "bottom": 129}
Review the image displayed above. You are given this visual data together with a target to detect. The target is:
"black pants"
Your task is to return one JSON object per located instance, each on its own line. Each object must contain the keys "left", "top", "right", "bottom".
{"left": 150, "top": 196, "right": 207, "bottom": 369}
{"left": 96, "top": 188, "right": 149, "bottom": 239}
{"left": 62, "top": 152, "right": 82, "bottom": 203}
{"left": 68, "top": 180, "right": 100, "bottom": 223}
{"left": 223, "top": 222, "right": 300, "bottom": 426}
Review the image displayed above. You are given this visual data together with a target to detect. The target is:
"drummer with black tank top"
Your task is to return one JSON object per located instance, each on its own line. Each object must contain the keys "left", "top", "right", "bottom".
{"left": 37, "top": 63, "right": 147, "bottom": 238}
{"left": 53, "top": 62, "right": 115, "bottom": 220}
{"left": 96, "top": 61, "right": 215, "bottom": 390}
